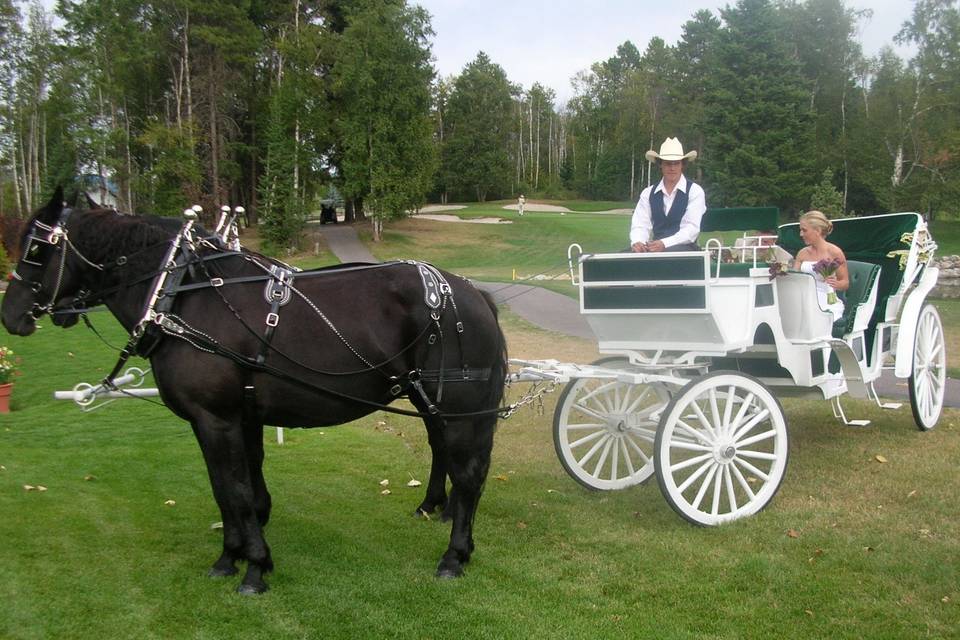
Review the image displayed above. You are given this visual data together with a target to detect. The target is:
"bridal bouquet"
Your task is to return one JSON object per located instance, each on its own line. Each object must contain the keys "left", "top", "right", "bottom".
{"left": 813, "top": 257, "right": 843, "bottom": 304}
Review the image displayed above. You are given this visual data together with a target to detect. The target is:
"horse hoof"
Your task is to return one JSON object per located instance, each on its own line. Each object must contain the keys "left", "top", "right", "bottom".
{"left": 236, "top": 582, "right": 269, "bottom": 595}
{"left": 435, "top": 560, "right": 464, "bottom": 579}
{"left": 208, "top": 566, "right": 238, "bottom": 578}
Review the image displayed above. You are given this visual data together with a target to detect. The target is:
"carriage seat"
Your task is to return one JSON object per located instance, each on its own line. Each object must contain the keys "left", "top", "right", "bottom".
{"left": 832, "top": 260, "right": 880, "bottom": 338}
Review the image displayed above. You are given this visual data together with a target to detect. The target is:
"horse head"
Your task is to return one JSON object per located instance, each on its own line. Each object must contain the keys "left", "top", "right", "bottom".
{"left": 2, "top": 187, "right": 89, "bottom": 336}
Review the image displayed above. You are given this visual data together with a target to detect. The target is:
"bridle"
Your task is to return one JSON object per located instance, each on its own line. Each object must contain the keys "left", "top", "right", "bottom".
{"left": 10, "top": 209, "right": 104, "bottom": 320}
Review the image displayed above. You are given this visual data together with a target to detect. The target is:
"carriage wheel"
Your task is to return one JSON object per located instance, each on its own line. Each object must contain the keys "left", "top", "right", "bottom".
{"left": 909, "top": 304, "right": 946, "bottom": 431}
{"left": 553, "top": 358, "right": 670, "bottom": 491}
{"left": 655, "top": 371, "right": 788, "bottom": 526}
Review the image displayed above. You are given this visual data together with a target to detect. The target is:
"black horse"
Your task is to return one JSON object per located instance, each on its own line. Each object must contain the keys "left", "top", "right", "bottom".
{"left": 2, "top": 189, "right": 508, "bottom": 594}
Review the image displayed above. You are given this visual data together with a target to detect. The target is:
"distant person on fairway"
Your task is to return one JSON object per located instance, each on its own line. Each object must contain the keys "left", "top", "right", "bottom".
{"left": 518, "top": 194, "right": 525, "bottom": 216}
{"left": 630, "top": 137, "right": 705, "bottom": 252}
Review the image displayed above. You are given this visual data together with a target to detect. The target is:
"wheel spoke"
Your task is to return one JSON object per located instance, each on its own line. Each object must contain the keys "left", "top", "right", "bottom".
{"left": 576, "top": 433, "right": 609, "bottom": 466}
{"left": 591, "top": 437, "right": 614, "bottom": 477}
{"left": 670, "top": 451, "right": 715, "bottom": 473}
{"left": 624, "top": 426, "right": 657, "bottom": 443}
{"left": 691, "top": 463, "right": 719, "bottom": 510}
{"left": 730, "top": 407, "right": 771, "bottom": 444}
{"left": 571, "top": 402, "right": 608, "bottom": 422}
{"left": 736, "top": 449, "right": 778, "bottom": 461}
{"left": 687, "top": 404, "right": 719, "bottom": 442}
{"left": 709, "top": 389, "right": 723, "bottom": 437}
{"left": 735, "top": 428, "right": 777, "bottom": 448}
{"left": 710, "top": 465, "right": 723, "bottom": 516}
{"left": 677, "top": 456, "right": 715, "bottom": 493}
{"left": 730, "top": 461, "right": 756, "bottom": 500}
{"left": 727, "top": 392, "right": 755, "bottom": 435}
{"left": 619, "top": 438, "right": 636, "bottom": 477}
{"left": 723, "top": 465, "right": 738, "bottom": 512}
{"left": 624, "top": 434, "right": 652, "bottom": 466}
{"left": 623, "top": 385, "right": 653, "bottom": 414}
{"left": 563, "top": 422, "right": 605, "bottom": 431}
{"left": 609, "top": 437, "right": 620, "bottom": 481}
{"left": 721, "top": 385, "right": 736, "bottom": 436}
{"left": 665, "top": 439, "right": 712, "bottom": 452}
{"left": 675, "top": 418, "right": 713, "bottom": 445}
{"left": 733, "top": 456, "right": 770, "bottom": 482}
{"left": 569, "top": 429, "right": 605, "bottom": 449}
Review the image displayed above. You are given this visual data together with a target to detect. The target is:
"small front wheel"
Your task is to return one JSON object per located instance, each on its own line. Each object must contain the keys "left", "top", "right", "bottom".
{"left": 909, "top": 303, "right": 946, "bottom": 431}
{"left": 553, "top": 358, "right": 670, "bottom": 490}
{"left": 655, "top": 371, "right": 788, "bottom": 526}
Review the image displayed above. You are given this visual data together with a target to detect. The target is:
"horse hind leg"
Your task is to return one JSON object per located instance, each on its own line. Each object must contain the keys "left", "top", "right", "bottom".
{"left": 435, "top": 415, "right": 496, "bottom": 579}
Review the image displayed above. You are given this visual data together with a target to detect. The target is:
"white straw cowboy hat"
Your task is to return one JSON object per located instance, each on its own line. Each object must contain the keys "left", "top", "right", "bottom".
{"left": 645, "top": 137, "right": 698, "bottom": 163}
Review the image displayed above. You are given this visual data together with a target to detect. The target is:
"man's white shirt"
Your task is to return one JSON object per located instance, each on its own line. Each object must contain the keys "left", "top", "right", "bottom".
{"left": 629, "top": 175, "right": 706, "bottom": 248}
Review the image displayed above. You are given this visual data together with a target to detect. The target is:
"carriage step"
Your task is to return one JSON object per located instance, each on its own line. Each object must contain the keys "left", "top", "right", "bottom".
{"left": 831, "top": 396, "right": 871, "bottom": 428}
{"left": 868, "top": 382, "right": 902, "bottom": 410}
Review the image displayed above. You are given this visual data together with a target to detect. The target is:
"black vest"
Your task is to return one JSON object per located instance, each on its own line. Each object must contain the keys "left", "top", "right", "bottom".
{"left": 650, "top": 179, "right": 693, "bottom": 241}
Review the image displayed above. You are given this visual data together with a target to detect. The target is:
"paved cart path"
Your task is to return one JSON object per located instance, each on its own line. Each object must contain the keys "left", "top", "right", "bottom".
{"left": 317, "top": 223, "right": 960, "bottom": 409}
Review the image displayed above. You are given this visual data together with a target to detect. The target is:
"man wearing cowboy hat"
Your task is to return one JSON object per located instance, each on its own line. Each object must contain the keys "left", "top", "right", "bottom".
{"left": 630, "top": 137, "right": 706, "bottom": 253}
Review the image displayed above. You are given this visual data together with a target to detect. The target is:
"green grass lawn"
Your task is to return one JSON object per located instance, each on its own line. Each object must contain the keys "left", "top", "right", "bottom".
{"left": 2, "top": 306, "right": 959, "bottom": 639}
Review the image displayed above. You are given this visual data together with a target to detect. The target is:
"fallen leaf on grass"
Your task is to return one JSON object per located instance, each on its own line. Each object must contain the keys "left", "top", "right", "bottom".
{"left": 786, "top": 529, "right": 800, "bottom": 538}
{"left": 0, "top": 465, "right": 6, "bottom": 471}
{"left": 875, "top": 454, "right": 888, "bottom": 463}
{"left": 23, "top": 484, "right": 35, "bottom": 491}
{"left": 804, "top": 610, "right": 814, "bottom": 617}
{"left": 67, "top": 352, "right": 74, "bottom": 357}
{"left": 406, "top": 479, "right": 422, "bottom": 488}
{"left": 380, "top": 489, "right": 391, "bottom": 496}
{"left": 863, "top": 546, "right": 874, "bottom": 552}
{"left": 808, "top": 549, "right": 824, "bottom": 563}
{"left": 516, "top": 521, "right": 527, "bottom": 530}
{"left": 379, "top": 479, "right": 390, "bottom": 487}
{"left": 83, "top": 475, "right": 96, "bottom": 481}
{"left": 907, "top": 490, "right": 917, "bottom": 498}
{"left": 494, "top": 474, "right": 508, "bottom": 482}
{"left": 164, "top": 499, "right": 176, "bottom": 506}
{"left": 942, "top": 596, "right": 950, "bottom": 603}
{"left": 37, "top": 485, "right": 47, "bottom": 492}
{"left": 210, "top": 521, "right": 223, "bottom": 530}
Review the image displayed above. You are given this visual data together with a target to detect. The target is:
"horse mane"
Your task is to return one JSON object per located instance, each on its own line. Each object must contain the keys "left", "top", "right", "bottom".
{"left": 71, "top": 210, "right": 185, "bottom": 264}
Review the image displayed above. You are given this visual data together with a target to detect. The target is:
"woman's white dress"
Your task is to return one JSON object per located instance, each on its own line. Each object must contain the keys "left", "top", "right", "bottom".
{"left": 800, "top": 261, "right": 844, "bottom": 321}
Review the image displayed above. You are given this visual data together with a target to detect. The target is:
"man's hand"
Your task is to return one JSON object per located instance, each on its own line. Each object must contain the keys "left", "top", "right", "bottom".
{"left": 646, "top": 240, "right": 666, "bottom": 252}
{"left": 631, "top": 242, "right": 648, "bottom": 253}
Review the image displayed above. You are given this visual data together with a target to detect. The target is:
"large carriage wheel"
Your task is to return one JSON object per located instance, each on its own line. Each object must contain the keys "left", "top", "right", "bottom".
{"left": 655, "top": 371, "right": 788, "bottom": 526}
{"left": 553, "top": 358, "right": 671, "bottom": 490}
{"left": 909, "top": 303, "right": 946, "bottom": 431}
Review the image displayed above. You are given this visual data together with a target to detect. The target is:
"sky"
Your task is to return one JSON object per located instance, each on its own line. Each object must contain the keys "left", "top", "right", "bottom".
{"left": 413, "top": 0, "right": 918, "bottom": 104}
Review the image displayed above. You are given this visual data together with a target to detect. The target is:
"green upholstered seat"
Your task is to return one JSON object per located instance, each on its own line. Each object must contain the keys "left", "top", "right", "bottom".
{"left": 701, "top": 207, "right": 780, "bottom": 233}
{"left": 832, "top": 260, "right": 880, "bottom": 338}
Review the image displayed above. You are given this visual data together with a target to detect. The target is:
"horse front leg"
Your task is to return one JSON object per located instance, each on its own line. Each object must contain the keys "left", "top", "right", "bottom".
{"left": 192, "top": 415, "right": 273, "bottom": 594}
{"left": 435, "top": 416, "right": 496, "bottom": 578}
{"left": 243, "top": 420, "right": 272, "bottom": 527}
{"left": 415, "top": 417, "right": 448, "bottom": 518}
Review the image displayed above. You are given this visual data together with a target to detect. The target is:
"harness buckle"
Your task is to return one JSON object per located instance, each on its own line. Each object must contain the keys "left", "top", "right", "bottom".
{"left": 210, "top": 277, "right": 224, "bottom": 287}
{"left": 266, "top": 312, "right": 279, "bottom": 327}
{"left": 456, "top": 321, "right": 464, "bottom": 333}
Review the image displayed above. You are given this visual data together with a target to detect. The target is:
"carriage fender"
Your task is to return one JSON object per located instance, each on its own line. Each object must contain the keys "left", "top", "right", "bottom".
{"left": 894, "top": 266, "right": 938, "bottom": 378}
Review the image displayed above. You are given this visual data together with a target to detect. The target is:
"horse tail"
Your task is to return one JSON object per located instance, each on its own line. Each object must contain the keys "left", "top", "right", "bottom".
{"left": 479, "top": 288, "right": 508, "bottom": 412}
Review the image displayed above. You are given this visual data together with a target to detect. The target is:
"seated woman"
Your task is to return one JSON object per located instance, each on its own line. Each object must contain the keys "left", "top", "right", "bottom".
{"left": 793, "top": 210, "right": 848, "bottom": 321}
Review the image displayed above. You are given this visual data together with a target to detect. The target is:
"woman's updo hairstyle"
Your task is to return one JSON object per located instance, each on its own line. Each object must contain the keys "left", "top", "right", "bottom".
{"left": 800, "top": 210, "right": 833, "bottom": 237}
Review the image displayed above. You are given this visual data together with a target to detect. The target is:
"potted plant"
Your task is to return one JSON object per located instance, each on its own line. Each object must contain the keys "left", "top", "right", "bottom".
{"left": 0, "top": 345, "right": 20, "bottom": 413}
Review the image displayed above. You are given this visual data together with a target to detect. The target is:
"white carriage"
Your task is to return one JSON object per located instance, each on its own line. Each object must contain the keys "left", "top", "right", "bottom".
{"left": 511, "top": 207, "right": 945, "bottom": 526}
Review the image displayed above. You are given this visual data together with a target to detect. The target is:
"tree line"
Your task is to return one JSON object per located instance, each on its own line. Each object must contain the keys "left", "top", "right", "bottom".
{"left": 0, "top": 0, "right": 957, "bottom": 251}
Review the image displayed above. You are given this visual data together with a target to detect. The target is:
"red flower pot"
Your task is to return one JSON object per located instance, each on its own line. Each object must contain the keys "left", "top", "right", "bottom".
{"left": 0, "top": 382, "right": 12, "bottom": 413}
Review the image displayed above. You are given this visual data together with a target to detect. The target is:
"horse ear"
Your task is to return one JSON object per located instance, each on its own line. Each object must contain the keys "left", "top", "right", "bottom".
{"left": 36, "top": 186, "right": 65, "bottom": 224}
